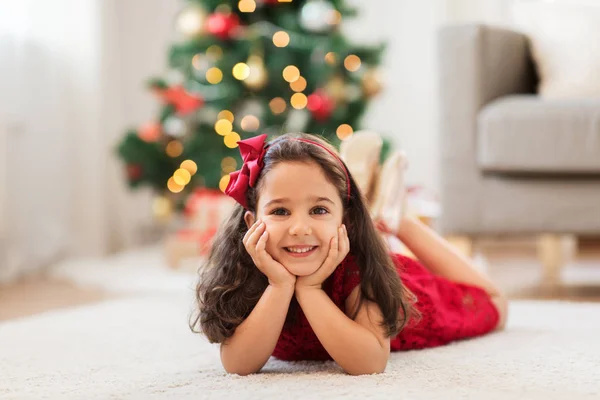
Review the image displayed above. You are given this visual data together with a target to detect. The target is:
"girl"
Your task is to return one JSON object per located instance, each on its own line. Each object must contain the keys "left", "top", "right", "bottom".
{"left": 191, "top": 132, "right": 507, "bottom": 376}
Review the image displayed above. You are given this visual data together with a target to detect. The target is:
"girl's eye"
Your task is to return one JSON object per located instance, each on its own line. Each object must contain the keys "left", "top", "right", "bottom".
{"left": 271, "top": 208, "right": 289, "bottom": 216}
{"left": 312, "top": 207, "right": 329, "bottom": 215}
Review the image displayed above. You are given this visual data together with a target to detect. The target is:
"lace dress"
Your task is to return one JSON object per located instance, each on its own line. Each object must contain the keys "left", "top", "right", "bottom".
{"left": 272, "top": 253, "right": 499, "bottom": 361}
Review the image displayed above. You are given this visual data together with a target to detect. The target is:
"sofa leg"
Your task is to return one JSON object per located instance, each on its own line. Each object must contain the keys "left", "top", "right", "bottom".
{"left": 445, "top": 235, "right": 474, "bottom": 258}
{"left": 536, "top": 234, "right": 574, "bottom": 292}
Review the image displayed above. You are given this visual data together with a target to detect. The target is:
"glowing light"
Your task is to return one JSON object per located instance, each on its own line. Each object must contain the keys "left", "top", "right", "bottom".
{"left": 180, "top": 160, "right": 198, "bottom": 175}
{"left": 219, "top": 174, "right": 231, "bottom": 192}
{"left": 166, "top": 140, "right": 183, "bottom": 157}
{"left": 238, "top": 0, "right": 256, "bottom": 13}
{"left": 233, "top": 63, "right": 250, "bottom": 80}
{"left": 290, "top": 93, "right": 308, "bottom": 109}
{"left": 215, "top": 119, "right": 233, "bottom": 136}
{"left": 290, "top": 76, "right": 307, "bottom": 92}
{"left": 224, "top": 132, "right": 241, "bottom": 148}
{"left": 173, "top": 168, "right": 191, "bottom": 185}
{"left": 218, "top": 110, "right": 234, "bottom": 123}
{"left": 205, "top": 67, "right": 223, "bottom": 84}
{"left": 269, "top": 97, "right": 287, "bottom": 114}
{"left": 336, "top": 124, "right": 354, "bottom": 140}
{"left": 324, "top": 52, "right": 336, "bottom": 65}
{"left": 344, "top": 54, "right": 361, "bottom": 72}
{"left": 167, "top": 178, "right": 184, "bottom": 193}
{"left": 272, "top": 31, "right": 290, "bottom": 47}
{"left": 282, "top": 65, "right": 300, "bottom": 83}
{"left": 240, "top": 115, "right": 260, "bottom": 132}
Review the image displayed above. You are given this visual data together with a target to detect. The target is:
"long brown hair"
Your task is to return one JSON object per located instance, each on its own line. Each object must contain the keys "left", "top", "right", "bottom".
{"left": 190, "top": 133, "right": 416, "bottom": 343}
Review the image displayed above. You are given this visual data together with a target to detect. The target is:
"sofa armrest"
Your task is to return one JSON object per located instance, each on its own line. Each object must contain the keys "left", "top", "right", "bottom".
{"left": 436, "top": 24, "right": 536, "bottom": 235}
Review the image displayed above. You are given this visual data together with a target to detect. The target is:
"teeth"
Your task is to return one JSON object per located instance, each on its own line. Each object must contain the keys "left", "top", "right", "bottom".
{"left": 286, "top": 247, "right": 314, "bottom": 253}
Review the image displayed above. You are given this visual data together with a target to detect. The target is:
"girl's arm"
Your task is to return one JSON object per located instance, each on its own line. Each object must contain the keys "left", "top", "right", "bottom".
{"left": 220, "top": 284, "right": 295, "bottom": 375}
{"left": 295, "top": 286, "right": 390, "bottom": 375}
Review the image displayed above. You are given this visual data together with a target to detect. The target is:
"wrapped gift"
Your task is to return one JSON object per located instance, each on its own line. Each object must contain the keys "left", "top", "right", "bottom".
{"left": 164, "top": 188, "right": 236, "bottom": 269}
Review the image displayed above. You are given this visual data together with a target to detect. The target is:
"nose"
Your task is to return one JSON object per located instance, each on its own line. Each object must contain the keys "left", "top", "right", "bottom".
{"left": 288, "top": 215, "right": 312, "bottom": 236}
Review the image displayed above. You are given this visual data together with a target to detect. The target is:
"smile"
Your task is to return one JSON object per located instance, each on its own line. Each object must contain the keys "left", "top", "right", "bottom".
{"left": 284, "top": 246, "right": 318, "bottom": 256}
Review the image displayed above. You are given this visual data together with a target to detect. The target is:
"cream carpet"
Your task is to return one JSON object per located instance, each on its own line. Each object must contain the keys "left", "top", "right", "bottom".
{"left": 1, "top": 294, "right": 599, "bottom": 399}
{"left": 1, "top": 247, "right": 599, "bottom": 399}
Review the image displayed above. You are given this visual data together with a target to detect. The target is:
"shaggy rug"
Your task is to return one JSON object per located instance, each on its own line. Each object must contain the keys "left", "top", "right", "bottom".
{"left": 1, "top": 292, "right": 599, "bottom": 400}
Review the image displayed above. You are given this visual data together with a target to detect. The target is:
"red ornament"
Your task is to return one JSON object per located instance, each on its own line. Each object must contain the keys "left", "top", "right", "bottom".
{"left": 157, "top": 85, "right": 204, "bottom": 115}
{"left": 138, "top": 121, "right": 161, "bottom": 142}
{"left": 126, "top": 164, "right": 143, "bottom": 181}
{"left": 307, "top": 90, "right": 335, "bottom": 121}
{"left": 206, "top": 12, "right": 240, "bottom": 40}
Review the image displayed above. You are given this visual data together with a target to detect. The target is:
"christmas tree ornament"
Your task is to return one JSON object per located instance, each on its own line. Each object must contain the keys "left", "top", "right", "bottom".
{"left": 163, "top": 116, "right": 187, "bottom": 137}
{"left": 138, "top": 122, "right": 161, "bottom": 142}
{"left": 344, "top": 54, "right": 361, "bottom": 72}
{"left": 175, "top": 5, "right": 207, "bottom": 38}
{"left": 126, "top": 164, "right": 143, "bottom": 181}
{"left": 243, "top": 55, "right": 268, "bottom": 90}
{"left": 159, "top": 85, "right": 204, "bottom": 115}
{"left": 206, "top": 12, "right": 240, "bottom": 40}
{"left": 307, "top": 89, "right": 335, "bottom": 121}
{"left": 300, "top": 0, "right": 337, "bottom": 33}
{"left": 362, "top": 68, "right": 383, "bottom": 97}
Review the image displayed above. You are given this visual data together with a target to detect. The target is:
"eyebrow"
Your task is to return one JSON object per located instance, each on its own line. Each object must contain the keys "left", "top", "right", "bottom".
{"left": 263, "top": 196, "right": 335, "bottom": 209}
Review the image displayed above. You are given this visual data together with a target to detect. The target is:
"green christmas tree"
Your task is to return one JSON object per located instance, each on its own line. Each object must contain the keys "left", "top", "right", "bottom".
{"left": 117, "top": 0, "right": 386, "bottom": 211}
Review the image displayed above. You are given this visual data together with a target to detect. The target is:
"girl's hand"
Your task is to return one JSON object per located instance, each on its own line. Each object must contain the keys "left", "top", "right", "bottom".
{"left": 295, "top": 224, "right": 350, "bottom": 292}
{"left": 243, "top": 220, "right": 296, "bottom": 290}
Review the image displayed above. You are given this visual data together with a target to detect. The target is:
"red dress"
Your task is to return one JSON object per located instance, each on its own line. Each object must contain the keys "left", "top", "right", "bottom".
{"left": 272, "top": 253, "right": 499, "bottom": 361}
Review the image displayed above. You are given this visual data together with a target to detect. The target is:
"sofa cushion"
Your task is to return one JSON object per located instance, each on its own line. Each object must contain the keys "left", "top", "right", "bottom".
{"left": 477, "top": 95, "right": 600, "bottom": 174}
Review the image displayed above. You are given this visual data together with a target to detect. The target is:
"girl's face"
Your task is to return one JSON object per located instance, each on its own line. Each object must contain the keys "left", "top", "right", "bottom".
{"left": 246, "top": 161, "right": 345, "bottom": 277}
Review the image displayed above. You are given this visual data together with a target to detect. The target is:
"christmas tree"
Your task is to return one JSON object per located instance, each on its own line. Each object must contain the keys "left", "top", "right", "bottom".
{"left": 117, "top": 0, "right": 386, "bottom": 212}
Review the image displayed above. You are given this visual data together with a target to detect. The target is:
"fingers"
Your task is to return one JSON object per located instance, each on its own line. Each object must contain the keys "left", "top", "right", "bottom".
{"left": 339, "top": 224, "right": 350, "bottom": 257}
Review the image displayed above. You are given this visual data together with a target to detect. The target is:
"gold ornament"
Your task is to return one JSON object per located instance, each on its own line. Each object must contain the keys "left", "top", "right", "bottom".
{"left": 362, "top": 68, "right": 383, "bottom": 97}
{"left": 324, "top": 75, "right": 346, "bottom": 102}
{"left": 175, "top": 6, "right": 207, "bottom": 38}
{"left": 243, "top": 55, "right": 268, "bottom": 90}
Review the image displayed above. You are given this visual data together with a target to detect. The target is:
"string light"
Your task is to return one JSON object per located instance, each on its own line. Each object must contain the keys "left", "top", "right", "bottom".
{"left": 290, "top": 93, "right": 308, "bottom": 109}
{"left": 224, "top": 132, "right": 241, "bottom": 148}
{"left": 241, "top": 115, "right": 260, "bottom": 132}
{"left": 173, "top": 168, "right": 191, "bottom": 185}
{"left": 290, "top": 76, "right": 307, "bottom": 92}
{"left": 166, "top": 140, "right": 183, "bottom": 157}
{"left": 233, "top": 63, "right": 250, "bottom": 80}
{"left": 205, "top": 67, "right": 223, "bottom": 84}
{"left": 180, "top": 160, "right": 198, "bottom": 175}
{"left": 282, "top": 65, "right": 300, "bottom": 82}
{"left": 167, "top": 177, "right": 184, "bottom": 193}
{"left": 238, "top": 0, "right": 256, "bottom": 12}
{"left": 324, "top": 52, "right": 336, "bottom": 65}
{"left": 336, "top": 124, "right": 354, "bottom": 140}
{"left": 218, "top": 110, "right": 234, "bottom": 123}
{"left": 219, "top": 175, "right": 231, "bottom": 192}
{"left": 344, "top": 55, "right": 361, "bottom": 72}
{"left": 272, "top": 31, "right": 290, "bottom": 47}
{"left": 215, "top": 119, "right": 233, "bottom": 136}
{"left": 269, "top": 97, "right": 287, "bottom": 114}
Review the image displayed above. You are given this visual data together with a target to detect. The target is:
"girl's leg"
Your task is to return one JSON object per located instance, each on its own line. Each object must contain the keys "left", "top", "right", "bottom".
{"left": 396, "top": 216, "right": 508, "bottom": 330}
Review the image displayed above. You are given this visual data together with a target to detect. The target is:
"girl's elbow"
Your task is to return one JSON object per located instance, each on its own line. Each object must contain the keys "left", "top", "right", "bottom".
{"left": 344, "top": 356, "right": 388, "bottom": 375}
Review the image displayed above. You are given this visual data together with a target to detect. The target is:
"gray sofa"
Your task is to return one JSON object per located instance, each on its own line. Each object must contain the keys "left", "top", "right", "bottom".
{"left": 437, "top": 25, "right": 600, "bottom": 285}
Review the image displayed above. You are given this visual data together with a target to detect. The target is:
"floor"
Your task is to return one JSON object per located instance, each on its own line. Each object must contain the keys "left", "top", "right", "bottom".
{"left": 1, "top": 238, "right": 599, "bottom": 322}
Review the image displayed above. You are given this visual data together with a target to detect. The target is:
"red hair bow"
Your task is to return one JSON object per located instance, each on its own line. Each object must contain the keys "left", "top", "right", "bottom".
{"left": 225, "top": 134, "right": 268, "bottom": 209}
